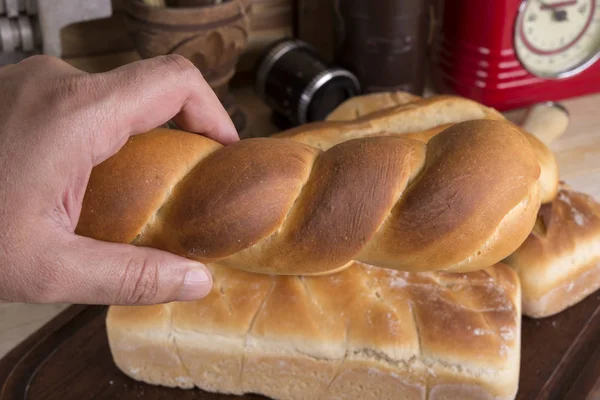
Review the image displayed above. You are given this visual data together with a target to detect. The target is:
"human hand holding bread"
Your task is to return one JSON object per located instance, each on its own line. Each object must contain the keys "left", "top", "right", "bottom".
{"left": 0, "top": 54, "right": 238, "bottom": 305}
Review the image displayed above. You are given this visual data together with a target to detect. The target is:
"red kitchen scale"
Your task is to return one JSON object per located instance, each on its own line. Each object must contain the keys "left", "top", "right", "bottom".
{"left": 431, "top": 0, "right": 600, "bottom": 110}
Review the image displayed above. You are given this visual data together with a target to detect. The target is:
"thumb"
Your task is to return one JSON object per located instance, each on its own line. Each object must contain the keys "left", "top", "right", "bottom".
{"left": 39, "top": 235, "right": 213, "bottom": 305}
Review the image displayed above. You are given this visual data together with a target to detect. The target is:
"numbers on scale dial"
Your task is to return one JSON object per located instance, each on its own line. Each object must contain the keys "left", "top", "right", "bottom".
{"left": 514, "top": 0, "right": 600, "bottom": 77}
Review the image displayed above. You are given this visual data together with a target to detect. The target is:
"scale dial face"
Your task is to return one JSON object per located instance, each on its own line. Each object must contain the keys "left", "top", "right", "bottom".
{"left": 515, "top": 0, "right": 600, "bottom": 78}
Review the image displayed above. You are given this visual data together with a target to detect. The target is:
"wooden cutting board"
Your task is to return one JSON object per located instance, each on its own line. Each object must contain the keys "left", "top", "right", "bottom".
{"left": 1, "top": 292, "right": 600, "bottom": 400}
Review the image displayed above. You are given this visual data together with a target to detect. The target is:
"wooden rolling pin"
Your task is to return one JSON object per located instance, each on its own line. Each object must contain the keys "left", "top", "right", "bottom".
{"left": 521, "top": 102, "right": 570, "bottom": 146}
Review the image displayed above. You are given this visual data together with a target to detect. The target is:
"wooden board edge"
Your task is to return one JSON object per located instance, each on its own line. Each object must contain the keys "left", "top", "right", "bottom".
{"left": 564, "top": 328, "right": 600, "bottom": 400}
{"left": 0, "top": 305, "right": 106, "bottom": 396}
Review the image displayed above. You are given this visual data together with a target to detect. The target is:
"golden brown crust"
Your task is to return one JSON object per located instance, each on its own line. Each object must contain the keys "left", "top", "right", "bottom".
{"left": 313, "top": 93, "right": 559, "bottom": 204}
{"left": 107, "top": 262, "right": 521, "bottom": 400}
{"left": 76, "top": 129, "right": 221, "bottom": 243}
{"left": 504, "top": 184, "right": 600, "bottom": 317}
{"left": 77, "top": 98, "right": 546, "bottom": 275}
{"left": 221, "top": 137, "right": 424, "bottom": 274}
{"left": 142, "top": 138, "right": 320, "bottom": 262}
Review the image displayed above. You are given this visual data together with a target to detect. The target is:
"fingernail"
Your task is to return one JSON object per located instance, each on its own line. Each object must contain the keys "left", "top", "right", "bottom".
{"left": 178, "top": 266, "right": 212, "bottom": 301}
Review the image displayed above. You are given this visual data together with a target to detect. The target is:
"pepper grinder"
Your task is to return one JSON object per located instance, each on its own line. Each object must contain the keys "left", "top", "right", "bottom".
{"left": 333, "top": 0, "right": 431, "bottom": 95}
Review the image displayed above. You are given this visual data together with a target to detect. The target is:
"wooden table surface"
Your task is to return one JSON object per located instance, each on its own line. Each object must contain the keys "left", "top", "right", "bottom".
{"left": 1, "top": 50, "right": 600, "bottom": 360}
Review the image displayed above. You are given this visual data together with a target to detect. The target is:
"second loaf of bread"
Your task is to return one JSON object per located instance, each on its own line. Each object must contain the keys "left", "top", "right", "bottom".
{"left": 107, "top": 261, "right": 522, "bottom": 400}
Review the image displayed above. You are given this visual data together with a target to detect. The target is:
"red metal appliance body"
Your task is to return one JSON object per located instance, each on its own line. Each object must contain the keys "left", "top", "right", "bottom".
{"left": 432, "top": 0, "right": 600, "bottom": 110}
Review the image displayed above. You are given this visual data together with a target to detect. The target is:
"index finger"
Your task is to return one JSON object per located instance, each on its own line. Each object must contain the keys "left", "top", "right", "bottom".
{"left": 92, "top": 55, "right": 239, "bottom": 158}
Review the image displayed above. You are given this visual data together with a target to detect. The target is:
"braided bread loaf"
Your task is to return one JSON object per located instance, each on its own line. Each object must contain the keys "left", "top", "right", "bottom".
{"left": 76, "top": 95, "right": 550, "bottom": 275}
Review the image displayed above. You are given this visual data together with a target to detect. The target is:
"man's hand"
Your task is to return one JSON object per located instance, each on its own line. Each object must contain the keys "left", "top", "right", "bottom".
{"left": 0, "top": 54, "right": 239, "bottom": 305}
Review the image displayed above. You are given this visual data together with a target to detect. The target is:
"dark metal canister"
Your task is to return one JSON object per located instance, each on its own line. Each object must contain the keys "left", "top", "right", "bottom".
{"left": 333, "top": 0, "right": 431, "bottom": 95}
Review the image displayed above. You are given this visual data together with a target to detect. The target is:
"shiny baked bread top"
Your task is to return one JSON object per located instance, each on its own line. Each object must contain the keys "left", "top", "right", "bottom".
{"left": 76, "top": 110, "right": 543, "bottom": 275}
{"left": 279, "top": 93, "right": 559, "bottom": 204}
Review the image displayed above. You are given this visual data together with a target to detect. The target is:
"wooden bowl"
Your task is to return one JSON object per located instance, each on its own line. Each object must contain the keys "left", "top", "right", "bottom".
{"left": 123, "top": 0, "right": 252, "bottom": 132}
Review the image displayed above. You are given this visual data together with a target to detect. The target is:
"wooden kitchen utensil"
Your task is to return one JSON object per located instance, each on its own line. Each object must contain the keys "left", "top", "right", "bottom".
{"left": 521, "top": 102, "right": 570, "bottom": 146}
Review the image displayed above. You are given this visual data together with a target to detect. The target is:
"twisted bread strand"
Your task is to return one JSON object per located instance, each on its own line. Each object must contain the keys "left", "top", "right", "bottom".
{"left": 298, "top": 93, "right": 559, "bottom": 203}
{"left": 77, "top": 116, "right": 541, "bottom": 275}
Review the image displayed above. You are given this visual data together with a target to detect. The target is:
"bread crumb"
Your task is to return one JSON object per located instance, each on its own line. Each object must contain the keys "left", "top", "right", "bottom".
{"left": 175, "top": 376, "right": 192, "bottom": 386}
{"left": 473, "top": 328, "right": 486, "bottom": 336}
{"left": 573, "top": 211, "right": 586, "bottom": 226}
{"left": 499, "top": 343, "right": 509, "bottom": 357}
{"left": 552, "top": 321, "right": 557, "bottom": 327}
{"left": 390, "top": 277, "right": 407, "bottom": 288}
{"left": 499, "top": 326, "right": 515, "bottom": 341}
{"left": 559, "top": 191, "right": 571, "bottom": 204}
{"left": 109, "top": 380, "right": 114, "bottom": 385}
{"left": 558, "top": 191, "right": 588, "bottom": 226}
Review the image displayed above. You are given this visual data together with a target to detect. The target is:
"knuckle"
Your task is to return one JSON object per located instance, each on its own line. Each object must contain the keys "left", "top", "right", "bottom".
{"left": 20, "top": 54, "right": 64, "bottom": 68}
{"left": 9, "top": 56, "right": 91, "bottom": 109}
{"left": 51, "top": 74, "right": 91, "bottom": 101}
{"left": 26, "top": 74, "right": 90, "bottom": 113}
{"left": 42, "top": 75, "right": 105, "bottom": 125}
{"left": 119, "top": 255, "right": 160, "bottom": 305}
